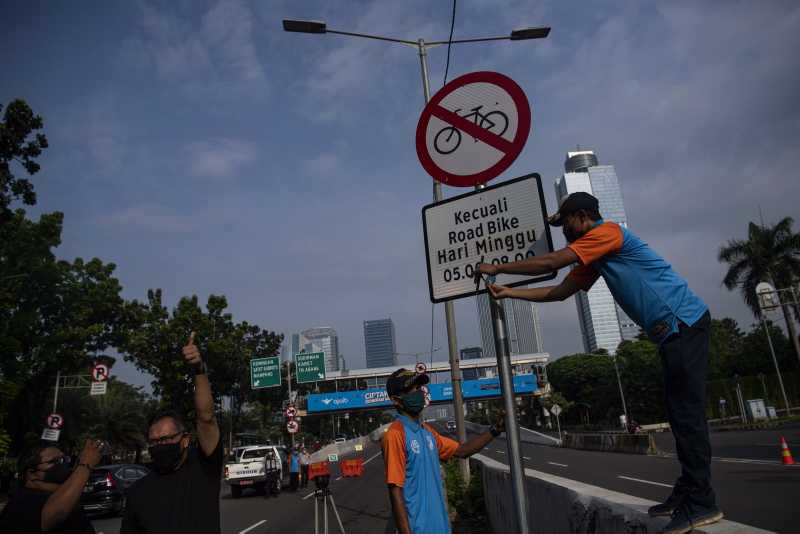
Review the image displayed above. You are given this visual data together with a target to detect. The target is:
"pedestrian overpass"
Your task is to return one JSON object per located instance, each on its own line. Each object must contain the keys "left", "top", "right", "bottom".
{"left": 298, "top": 353, "right": 550, "bottom": 415}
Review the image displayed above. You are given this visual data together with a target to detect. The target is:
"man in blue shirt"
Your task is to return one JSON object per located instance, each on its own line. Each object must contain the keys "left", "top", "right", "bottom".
{"left": 288, "top": 448, "right": 300, "bottom": 492}
{"left": 478, "top": 192, "right": 722, "bottom": 534}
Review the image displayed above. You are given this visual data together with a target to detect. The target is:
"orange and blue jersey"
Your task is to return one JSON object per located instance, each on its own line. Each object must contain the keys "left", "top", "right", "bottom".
{"left": 382, "top": 414, "right": 459, "bottom": 533}
{"left": 566, "top": 220, "right": 708, "bottom": 344}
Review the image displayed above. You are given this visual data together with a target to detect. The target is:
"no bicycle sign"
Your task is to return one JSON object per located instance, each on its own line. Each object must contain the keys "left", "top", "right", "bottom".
{"left": 416, "top": 71, "right": 531, "bottom": 187}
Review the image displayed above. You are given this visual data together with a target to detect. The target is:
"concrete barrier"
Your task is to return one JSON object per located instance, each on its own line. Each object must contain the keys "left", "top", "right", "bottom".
{"left": 472, "top": 454, "right": 773, "bottom": 534}
{"left": 562, "top": 432, "right": 659, "bottom": 455}
{"left": 308, "top": 433, "right": 374, "bottom": 463}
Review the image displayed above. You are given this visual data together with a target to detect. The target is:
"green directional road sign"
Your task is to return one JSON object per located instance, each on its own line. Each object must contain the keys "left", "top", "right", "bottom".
{"left": 251, "top": 356, "right": 281, "bottom": 389}
{"left": 294, "top": 352, "right": 326, "bottom": 384}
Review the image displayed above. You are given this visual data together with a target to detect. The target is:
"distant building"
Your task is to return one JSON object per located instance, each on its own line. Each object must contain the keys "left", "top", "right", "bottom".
{"left": 461, "top": 347, "right": 484, "bottom": 380}
{"left": 476, "top": 295, "right": 544, "bottom": 360}
{"left": 555, "top": 149, "right": 637, "bottom": 354}
{"left": 301, "top": 327, "right": 340, "bottom": 373}
{"left": 364, "top": 319, "right": 397, "bottom": 368}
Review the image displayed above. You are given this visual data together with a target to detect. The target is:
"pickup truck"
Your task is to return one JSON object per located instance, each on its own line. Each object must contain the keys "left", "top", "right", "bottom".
{"left": 224, "top": 445, "right": 288, "bottom": 498}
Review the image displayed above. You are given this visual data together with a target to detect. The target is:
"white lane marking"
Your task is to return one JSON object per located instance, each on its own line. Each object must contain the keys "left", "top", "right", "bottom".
{"left": 239, "top": 519, "right": 267, "bottom": 534}
{"left": 363, "top": 451, "right": 382, "bottom": 466}
{"left": 523, "top": 456, "right": 531, "bottom": 460}
{"left": 662, "top": 452, "right": 788, "bottom": 466}
{"left": 547, "top": 462, "right": 568, "bottom": 467}
{"left": 496, "top": 450, "right": 505, "bottom": 454}
{"left": 618, "top": 475, "right": 672, "bottom": 488}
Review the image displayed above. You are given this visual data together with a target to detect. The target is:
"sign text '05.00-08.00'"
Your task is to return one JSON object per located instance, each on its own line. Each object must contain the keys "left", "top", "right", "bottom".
{"left": 422, "top": 173, "right": 555, "bottom": 303}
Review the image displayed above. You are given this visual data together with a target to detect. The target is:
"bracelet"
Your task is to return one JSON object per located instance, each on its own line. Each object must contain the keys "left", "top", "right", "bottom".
{"left": 490, "top": 425, "right": 501, "bottom": 437}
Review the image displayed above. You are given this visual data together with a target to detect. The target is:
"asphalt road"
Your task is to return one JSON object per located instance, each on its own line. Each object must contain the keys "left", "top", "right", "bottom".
{"left": 85, "top": 424, "right": 800, "bottom": 534}
{"left": 90, "top": 441, "right": 392, "bottom": 534}
{"left": 446, "top": 424, "right": 800, "bottom": 534}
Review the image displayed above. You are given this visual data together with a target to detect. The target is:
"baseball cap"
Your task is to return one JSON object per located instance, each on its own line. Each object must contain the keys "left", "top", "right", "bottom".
{"left": 548, "top": 192, "right": 599, "bottom": 226}
{"left": 386, "top": 368, "right": 429, "bottom": 397}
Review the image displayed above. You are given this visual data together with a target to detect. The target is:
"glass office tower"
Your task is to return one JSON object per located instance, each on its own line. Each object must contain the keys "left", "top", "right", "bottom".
{"left": 364, "top": 318, "right": 397, "bottom": 368}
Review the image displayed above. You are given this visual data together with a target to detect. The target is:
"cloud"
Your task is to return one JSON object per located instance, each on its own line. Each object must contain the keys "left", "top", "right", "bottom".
{"left": 100, "top": 203, "right": 193, "bottom": 232}
{"left": 127, "top": 0, "right": 267, "bottom": 99}
{"left": 184, "top": 138, "right": 259, "bottom": 178}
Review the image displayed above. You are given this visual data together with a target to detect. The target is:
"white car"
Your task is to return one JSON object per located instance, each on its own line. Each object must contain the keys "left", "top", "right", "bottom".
{"left": 224, "top": 445, "right": 287, "bottom": 498}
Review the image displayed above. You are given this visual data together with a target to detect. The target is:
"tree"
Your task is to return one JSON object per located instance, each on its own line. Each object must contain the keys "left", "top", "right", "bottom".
{"left": 707, "top": 318, "right": 745, "bottom": 380}
{"left": 546, "top": 354, "right": 618, "bottom": 423}
{"left": 0, "top": 99, "right": 48, "bottom": 222}
{"left": 85, "top": 379, "right": 153, "bottom": 462}
{"left": 719, "top": 218, "right": 800, "bottom": 365}
{"left": 615, "top": 339, "right": 665, "bottom": 424}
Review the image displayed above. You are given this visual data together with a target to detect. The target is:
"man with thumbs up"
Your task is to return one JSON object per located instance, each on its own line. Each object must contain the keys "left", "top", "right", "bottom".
{"left": 121, "top": 332, "right": 223, "bottom": 534}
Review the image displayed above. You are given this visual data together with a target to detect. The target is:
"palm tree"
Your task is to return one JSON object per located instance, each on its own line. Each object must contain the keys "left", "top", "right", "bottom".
{"left": 719, "top": 217, "right": 800, "bottom": 366}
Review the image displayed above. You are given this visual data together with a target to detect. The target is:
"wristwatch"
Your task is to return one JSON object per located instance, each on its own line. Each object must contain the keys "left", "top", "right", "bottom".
{"left": 490, "top": 425, "right": 501, "bottom": 437}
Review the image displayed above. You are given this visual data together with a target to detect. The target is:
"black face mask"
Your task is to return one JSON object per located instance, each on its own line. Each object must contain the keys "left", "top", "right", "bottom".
{"left": 563, "top": 224, "right": 580, "bottom": 243}
{"left": 149, "top": 442, "right": 184, "bottom": 474}
{"left": 41, "top": 464, "right": 72, "bottom": 484}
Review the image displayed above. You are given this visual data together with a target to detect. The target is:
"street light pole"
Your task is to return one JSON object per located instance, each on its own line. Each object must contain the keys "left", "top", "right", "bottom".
{"left": 612, "top": 354, "right": 629, "bottom": 428}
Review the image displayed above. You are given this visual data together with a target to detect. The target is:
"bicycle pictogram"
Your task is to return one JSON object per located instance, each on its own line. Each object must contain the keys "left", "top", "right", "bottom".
{"left": 433, "top": 104, "right": 509, "bottom": 155}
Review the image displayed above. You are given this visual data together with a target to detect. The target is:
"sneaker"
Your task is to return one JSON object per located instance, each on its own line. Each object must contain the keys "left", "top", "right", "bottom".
{"left": 659, "top": 504, "right": 724, "bottom": 534}
{"left": 648, "top": 493, "right": 684, "bottom": 517}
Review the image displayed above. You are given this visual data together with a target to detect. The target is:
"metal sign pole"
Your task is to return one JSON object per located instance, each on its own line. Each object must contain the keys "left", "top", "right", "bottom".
{"left": 417, "top": 37, "right": 468, "bottom": 481}
{"left": 489, "top": 296, "right": 530, "bottom": 534}
{"left": 53, "top": 370, "right": 60, "bottom": 413}
{"left": 287, "top": 360, "right": 295, "bottom": 448}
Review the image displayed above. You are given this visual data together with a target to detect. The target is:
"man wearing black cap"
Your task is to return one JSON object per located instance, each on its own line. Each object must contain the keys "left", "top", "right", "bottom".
{"left": 382, "top": 368, "right": 504, "bottom": 534}
{"left": 477, "top": 192, "right": 722, "bottom": 534}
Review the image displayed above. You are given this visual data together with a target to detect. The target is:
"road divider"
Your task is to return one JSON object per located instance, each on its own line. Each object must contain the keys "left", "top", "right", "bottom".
{"left": 471, "top": 453, "right": 773, "bottom": 533}
{"left": 561, "top": 432, "right": 659, "bottom": 455}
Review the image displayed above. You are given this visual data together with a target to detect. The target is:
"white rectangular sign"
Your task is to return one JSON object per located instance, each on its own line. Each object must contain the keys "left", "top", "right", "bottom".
{"left": 41, "top": 428, "right": 60, "bottom": 441}
{"left": 90, "top": 381, "right": 108, "bottom": 396}
{"left": 422, "top": 174, "right": 555, "bottom": 302}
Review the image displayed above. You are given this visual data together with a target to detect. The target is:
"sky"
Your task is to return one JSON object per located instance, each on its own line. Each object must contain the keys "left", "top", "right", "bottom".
{"left": 3, "top": 0, "right": 799, "bottom": 391}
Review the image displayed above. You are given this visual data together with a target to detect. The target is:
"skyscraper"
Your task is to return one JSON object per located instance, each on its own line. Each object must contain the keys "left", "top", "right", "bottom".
{"left": 460, "top": 347, "right": 484, "bottom": 380}
{"left": 301, "top": 327, "right": 340, "bottom": 373}
{"left": 476, "top": 295, "right": 544, "bottom": 360}
{"left": 555, "top": 149, "right": 637, "bottom": 354}
{"left": 364, "top": 318, "right": 397, "bottom": 368}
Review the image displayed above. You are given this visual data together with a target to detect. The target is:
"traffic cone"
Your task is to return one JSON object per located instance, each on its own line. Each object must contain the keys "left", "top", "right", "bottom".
{"left": 780, "top": 436, "right": 795, "bottom": 465}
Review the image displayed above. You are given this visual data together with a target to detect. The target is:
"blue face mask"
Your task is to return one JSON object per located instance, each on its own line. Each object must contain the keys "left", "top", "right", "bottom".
{"left": 400, "top": 390, "right": 426, "bottom": 415}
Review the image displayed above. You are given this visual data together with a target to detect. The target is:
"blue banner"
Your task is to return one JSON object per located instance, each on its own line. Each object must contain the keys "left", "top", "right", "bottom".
{"left": 306, "top": 374, "right": 537, "bottom": 413}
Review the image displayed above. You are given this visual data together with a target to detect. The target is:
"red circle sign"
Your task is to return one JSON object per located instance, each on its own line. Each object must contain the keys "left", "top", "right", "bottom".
{"left": 285, "top": 406, "right": 297, "bottom": 418}
{"left": 92, "top": 364, "right": 109, "bottom": 382}
{"left": 415, "top": 362, "right": 427, "bottom": 374}
{"left": 286, "top": 420, "right": 300, "bottom": 433}
{"left": 416, "top": 71, "right": 531, "bottom": 187}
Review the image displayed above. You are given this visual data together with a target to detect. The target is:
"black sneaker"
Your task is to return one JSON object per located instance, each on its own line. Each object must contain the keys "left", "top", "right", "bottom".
{"left": 659, "top": 504, "right": 724, "bottom": 534}
{"left": 648, "top": 493, "right": 684, "bottom": 517}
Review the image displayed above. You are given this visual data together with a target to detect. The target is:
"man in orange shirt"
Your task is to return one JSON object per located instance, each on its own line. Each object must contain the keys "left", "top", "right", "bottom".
{"left": 478, "top": 192, "right": 721, "bottom": 534}
{"left": 382, "top": 368, "right": 504, "bottom": 534}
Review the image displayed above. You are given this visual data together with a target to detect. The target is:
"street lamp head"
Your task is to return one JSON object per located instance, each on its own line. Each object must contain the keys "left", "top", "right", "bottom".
{"left": 282, "top": 19, "right": 327, "bottom": 34}
{"left": 510, "top": 27, "right": 551, "bottom": 40}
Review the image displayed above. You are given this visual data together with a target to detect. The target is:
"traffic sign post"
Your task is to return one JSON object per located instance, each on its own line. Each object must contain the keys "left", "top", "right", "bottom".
{"left": 287, "top": 420, "right": 299, "bottom": 434}
{"left": 416, "top": 71, "right": 531, "bottom": 188}
{"left": 41, "top": 428, "right": 60, "bottom": 442}
{"left": 415, "top": 362, "right": 427, "bottom": 374}
{"left": 294, "top": 352, "right": 326, "bottom": 384}
{"left": 285, "top": 406, "right": 298, "bottom": 419}
{"left": 251, "top": 357, "right": 281, "bottom": 389}
{"left": 422, "top": 173, "right": 555, "bottom": 302}
{"left": 90, "top": 381, "right": 107, "bottom": 396}
{"left": 551, "top": 404, "right": 563, "bottom": 443}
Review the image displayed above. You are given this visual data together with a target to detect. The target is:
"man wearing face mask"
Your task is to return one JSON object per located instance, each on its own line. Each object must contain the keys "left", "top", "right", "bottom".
{"left": 477, "top": 192, "right": 722, "bottom": 534}
{"left": 0, "top": 439, "right": 101, "bottom": 533}
{"left": 382, "top": 368, "right": 504, "bottom": 534}
{"left": 120, "top": 332, "right": 222, "bottom": 534}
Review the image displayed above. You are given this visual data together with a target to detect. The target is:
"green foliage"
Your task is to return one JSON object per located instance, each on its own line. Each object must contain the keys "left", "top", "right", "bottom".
{"left": 616, "top": 339, "right": 665, "bottom": 423}
{"left": 443, "top": 460, "right": 487, "bottom": 524}
{"left": 546, "top": 353, "right": 619, "bottom": 423}
{"left": 0, "top": 99, "right": 48, "bottom": 220}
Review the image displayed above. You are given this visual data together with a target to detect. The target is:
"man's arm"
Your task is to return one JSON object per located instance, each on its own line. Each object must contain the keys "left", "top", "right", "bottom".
{"left": 182, "top": 332, "right": 220, "bottom": 456}
{"left": 41, "top": 440, "right": 100, "bottom": 532}
{"left": 479, "top": 247, "right": 579, "bottom": 277}
{"left": 389, "top": 485, "right": 411, "bottom": 534}
{"left": 488, "top": 275, "right": 583, "bottom": 303}
{"left": 451, "top": 414, "right": 505, "bottom": 459}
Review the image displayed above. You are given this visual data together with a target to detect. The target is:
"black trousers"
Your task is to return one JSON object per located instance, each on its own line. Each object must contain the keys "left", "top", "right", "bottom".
{"left": 659, "top": 311, "right": 716, "bottom": 509}
{"left": 290, "top": 472, "right": 299, "bottom": 491}
{"left": 301, "top": 464, "right": 309, "bottom": 487}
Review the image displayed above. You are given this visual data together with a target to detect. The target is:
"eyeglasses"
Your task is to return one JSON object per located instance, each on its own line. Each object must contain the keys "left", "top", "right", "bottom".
{"left": 147, "top": 431, "right": 186, "bottom": 446}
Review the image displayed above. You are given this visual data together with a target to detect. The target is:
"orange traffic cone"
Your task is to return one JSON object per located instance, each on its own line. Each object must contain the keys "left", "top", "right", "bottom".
{"left": 780, "top": 436, "right": 795, "bottom": 465}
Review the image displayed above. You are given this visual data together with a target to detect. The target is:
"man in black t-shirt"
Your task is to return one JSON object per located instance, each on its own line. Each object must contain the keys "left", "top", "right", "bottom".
{"left": 121, "top": 332, "right": 222, "bottom": 534}
{"left": 0, "top": 439, "right": 101, "bottom": 534}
